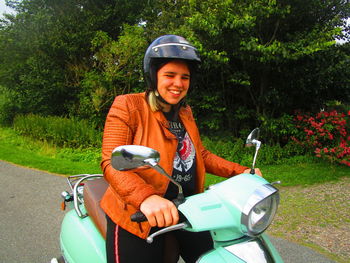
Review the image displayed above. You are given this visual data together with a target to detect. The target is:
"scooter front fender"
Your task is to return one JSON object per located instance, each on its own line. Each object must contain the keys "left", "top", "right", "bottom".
{"left": 60, "top": 209, "right": 106, "bottom": 263}
{"left": 197, "top": 234, "right": 283, "bottom": 263}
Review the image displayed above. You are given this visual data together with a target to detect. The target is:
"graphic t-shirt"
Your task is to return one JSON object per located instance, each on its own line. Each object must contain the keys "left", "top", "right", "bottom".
{"left": 163, "top": 111, "right": 196, "bottom": 200}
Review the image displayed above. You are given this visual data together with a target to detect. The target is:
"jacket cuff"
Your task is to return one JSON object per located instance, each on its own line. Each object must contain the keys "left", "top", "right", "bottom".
{"left": 131, "top": 186, "right": 158, "bottom": 209}
{"left": 230, "top": 165, "right": 249, "bottom": 177}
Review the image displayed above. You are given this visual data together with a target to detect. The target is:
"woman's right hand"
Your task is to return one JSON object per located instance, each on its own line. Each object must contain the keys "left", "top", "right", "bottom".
{"left": 140, "top": 195, "right": 179, "bottom": 227}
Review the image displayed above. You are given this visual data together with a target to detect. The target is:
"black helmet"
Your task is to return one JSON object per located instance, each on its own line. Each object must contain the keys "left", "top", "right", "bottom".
{"left": 144, "top": 35, "right": 201, "bottom": 91}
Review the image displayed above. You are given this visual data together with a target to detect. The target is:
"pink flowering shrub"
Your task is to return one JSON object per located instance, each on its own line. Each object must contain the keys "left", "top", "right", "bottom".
{"left": 293, "top": 110, "right": 350, "bottom": 167}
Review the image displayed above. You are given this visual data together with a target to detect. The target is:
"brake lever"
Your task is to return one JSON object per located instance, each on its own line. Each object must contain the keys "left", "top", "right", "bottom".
{"left": 146, "top": 223, "right": 188, "bottom": 243}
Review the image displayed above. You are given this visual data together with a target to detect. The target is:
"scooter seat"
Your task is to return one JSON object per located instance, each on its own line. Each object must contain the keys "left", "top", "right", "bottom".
{"left": 84, "top": 177, "right": 180, "bottom": 262}
{"left": 84, "top": 177, "right": 109, "bottom": 239}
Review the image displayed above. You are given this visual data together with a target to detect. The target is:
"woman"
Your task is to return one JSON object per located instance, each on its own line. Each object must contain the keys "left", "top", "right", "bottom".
{"left": 101, "top": 35, "right": 260, "bottom": 263}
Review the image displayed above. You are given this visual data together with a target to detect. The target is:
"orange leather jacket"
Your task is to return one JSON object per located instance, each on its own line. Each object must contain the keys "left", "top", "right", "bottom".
{"left": 100, "top": 92, "right": 247, "bottom": 239}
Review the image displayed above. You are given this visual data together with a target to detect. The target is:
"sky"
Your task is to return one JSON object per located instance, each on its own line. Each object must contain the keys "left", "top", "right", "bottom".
{"left": 0, "top": 0, "right": 15, "bottom": 17}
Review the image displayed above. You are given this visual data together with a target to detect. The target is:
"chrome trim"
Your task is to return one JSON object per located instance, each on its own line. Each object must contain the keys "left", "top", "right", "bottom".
{"left": 242, "top": 184, "right": 277, "bottom": 216}
{"left": 69, "top": 174, "right": 103, "bottom": 218}
{"left": 146, "top": 223, "right": 188, "bottom": 243}
{"left": 251, "top": 139, "right": 261, "bottom": 170}
{"left": 151, "top": 163, "right": 184, "bottom": 196}
{"left": 224, "top": 237, "right": 275, "bottom": 263}
{"left": 241, "top": 184, "right": 279, "bottom": 236}
{"left": 152, "top": 43, "right": 197, "bottom": 50}
{"left": 271, "top": 181, "right": 281, "bottom": 185}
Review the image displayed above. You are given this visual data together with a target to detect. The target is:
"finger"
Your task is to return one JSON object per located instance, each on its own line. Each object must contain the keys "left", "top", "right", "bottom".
{"left": 154, "top": 209, "right": 165, "bottom": 227}
{"left": 145, "top": 213, "right": 157, "bottom": 227}
{"left": 255, "top": 168, "right": 263, "bottom": 177}
{"left": 243, "top": 169, "right": 251, "bottom": 174}
{"left": 163, "top": 208, "right": 174, "bottom": 227}
{"left": 170, "top": 206, "right": 179, "bottom": 225}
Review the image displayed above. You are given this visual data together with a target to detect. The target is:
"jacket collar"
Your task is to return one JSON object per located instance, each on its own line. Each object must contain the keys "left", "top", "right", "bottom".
{"left": 153, "top": 106, "right": 195, "bottom": 141}
{"left": 153, "top": 111, "right": 176, "bottom": 139}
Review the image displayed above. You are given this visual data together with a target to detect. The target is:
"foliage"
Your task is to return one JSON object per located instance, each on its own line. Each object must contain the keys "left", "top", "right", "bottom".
{"left": 202, "top": 135, "right": 307, "bottom": 167}
{"left": 13, "top": 114, "right": 102, "bottom": 148}
{"left": 259, "top": 114, "right": 299, "bottom": 145}
{"left": 0, "top": 0, "right": 349, "bottom": 138}
{"left": 0, "top": 86, "right": 20, "bottom": 126}
{"left": 179, "top": 0, "right": 350, "bottom": 134}
{"left": 293, "top": 110, "right": 350, "bottom": 167}
{"left": 0, "top": 0, "right": 149, "bottom": 124}
{"left": 2, "top": 126, "right": 349, "bottom": 187}
{"left": 279, "top": 43, "right": 350, "bottom": 112}
{"left": 0, "top": 126, "right": 101, "bottom": 174}
{"left": 70, "top": 25, "right": 148, "bottom": 128}
{"left": 0, "top": 0, "right": 86, "bottom": 119}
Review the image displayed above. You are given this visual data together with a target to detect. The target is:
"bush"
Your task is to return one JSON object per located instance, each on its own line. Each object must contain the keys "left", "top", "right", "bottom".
{"left": 13, "top": 114, "right": 102, "bottom": 148}
{"left": 293, "top": 110, "right": 350, "bottom": 167}
{"left": 0, "top": 86, "right": 20, "bottom": 126}
{"left": 259, "top": 114, "right": 299, "bottom": 145}
{"left": 202, "top": 135, "right": 308, "bottom": 166}
{"left": 56, "top": 147, "right": 101, "bottom": 163}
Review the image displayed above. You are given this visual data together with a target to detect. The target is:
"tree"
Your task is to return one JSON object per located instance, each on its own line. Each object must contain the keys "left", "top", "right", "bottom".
{"left": 1, "top": 0, "right": 349, "bottom": 139}
{"left": 144, "top": 0, "right": 349, "bottom": 136}
{"left": 74, "top": 26, "right": 148, "bottom": 125}
{"left": 0, "top": 0, "right": 149, "bottom": 124}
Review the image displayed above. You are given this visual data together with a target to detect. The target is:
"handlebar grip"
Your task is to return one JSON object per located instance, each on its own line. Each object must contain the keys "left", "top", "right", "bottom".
{"left": 130, "top": 197, "right": 186, "bottom": 223}
{"left": 130, "top": 210, "right": 187, "bottom": 224}
{"left": 130, "top": 211, "right": 147, "bottom": 222}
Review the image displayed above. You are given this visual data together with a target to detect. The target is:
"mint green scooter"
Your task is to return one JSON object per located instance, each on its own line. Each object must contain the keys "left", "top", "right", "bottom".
{"left": 52, "top": 129, "right": 283, "bottom": 263}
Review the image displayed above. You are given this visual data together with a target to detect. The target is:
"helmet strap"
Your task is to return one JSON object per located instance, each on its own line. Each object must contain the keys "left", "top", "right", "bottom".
{"left": 155, "top": 89, "right": 186, "bottom": 115}
{"left": 155, "top": 90, "right": 171, "bottom": 105}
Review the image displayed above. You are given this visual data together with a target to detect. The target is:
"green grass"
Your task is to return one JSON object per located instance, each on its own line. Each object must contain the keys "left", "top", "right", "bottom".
{"left": 0, "top": 127, "right": 101, "bottom": 175}
{"left": 1, "top": 126, "right": 349, "bottom": 184}
{"left": 261, "top": 161, "right": 349, "bottom": 186}
{"left": 206, "top": 160, "right": 349, "bottom": 187}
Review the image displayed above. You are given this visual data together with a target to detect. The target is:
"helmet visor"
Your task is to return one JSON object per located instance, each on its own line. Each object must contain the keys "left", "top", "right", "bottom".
{"left": 150, "top": 43, "right": 200, "bottom": 63}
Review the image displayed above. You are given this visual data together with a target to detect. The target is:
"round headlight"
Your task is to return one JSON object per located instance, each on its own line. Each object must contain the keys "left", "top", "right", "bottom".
{"left": 241, "top": 184, "right": 279, "bottom": 236}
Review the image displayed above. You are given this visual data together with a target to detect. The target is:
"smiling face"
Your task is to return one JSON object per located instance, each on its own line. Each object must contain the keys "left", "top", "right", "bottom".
{"left": 156, "top": 60, "right": 190, "bottom": 112}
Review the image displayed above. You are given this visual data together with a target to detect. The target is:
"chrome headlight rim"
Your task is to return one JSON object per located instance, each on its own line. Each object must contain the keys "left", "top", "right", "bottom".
{"left": 241, "top": 184, "right": 279, "bottom": 237}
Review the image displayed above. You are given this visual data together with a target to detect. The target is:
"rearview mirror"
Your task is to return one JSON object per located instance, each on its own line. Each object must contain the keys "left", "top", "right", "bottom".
{"left": 111, "top": 145, "right": 160, "bottom": 171}
{"left": 111, "top": 145, "right": 185, "bottom": 203}
{"left": 245, "top": 128, "right": 260, "bottom": 147}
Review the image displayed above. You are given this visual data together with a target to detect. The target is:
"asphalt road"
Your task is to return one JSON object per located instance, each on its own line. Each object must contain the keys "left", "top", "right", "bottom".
{"left": 0, "top": 160, "right": 336, "bottom": 263}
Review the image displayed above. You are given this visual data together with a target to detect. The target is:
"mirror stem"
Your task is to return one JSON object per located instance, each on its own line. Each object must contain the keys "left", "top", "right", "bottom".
{"left": 144, "top": 160, "right": 184, "bottom": 202}
{"left": 251, "top": 139, "right": 261, "bottom": 174}
{"left": 153, "top": 165, "right": 185, "bottom": 204}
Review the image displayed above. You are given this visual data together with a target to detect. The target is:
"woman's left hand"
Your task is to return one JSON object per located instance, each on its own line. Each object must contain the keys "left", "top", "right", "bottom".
{"left": 243, "top": 168, "right": 263, "bottom": 177}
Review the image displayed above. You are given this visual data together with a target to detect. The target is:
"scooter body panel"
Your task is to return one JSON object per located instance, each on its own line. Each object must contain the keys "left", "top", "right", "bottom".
{"left": 179, "top": 190, "right": 238, "bottom": 232}
{"left": 179, "top": 174, "right": 270, "bottom": 238}
{"left": 57, "top": 169, "right": 283, "bottom": 262}
{"left": 60, "top": 209, "right": 106, "bottom": 263}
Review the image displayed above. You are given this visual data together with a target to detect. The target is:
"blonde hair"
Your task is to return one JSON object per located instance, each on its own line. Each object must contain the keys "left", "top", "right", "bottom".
{"left": 147, "top": 90, "right": 163, "bottom": 112}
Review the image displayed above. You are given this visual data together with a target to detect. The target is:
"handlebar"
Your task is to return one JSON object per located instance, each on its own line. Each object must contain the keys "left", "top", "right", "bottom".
{"left": 131, "top": 195, "right": 185, "bottom": 223}
{"left": 130, "top": 209, "right": 189, "bottom": 244}
{"left": 130, "top": 210, "right": 187, "bottom": 223}
{"left": 131, "top": 211, "right": 147, "bottom": 222}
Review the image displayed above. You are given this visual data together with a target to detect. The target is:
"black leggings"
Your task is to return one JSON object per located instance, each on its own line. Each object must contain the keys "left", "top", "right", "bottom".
{"left": 106, "top": 215, "right": 213, "bottom": 263}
